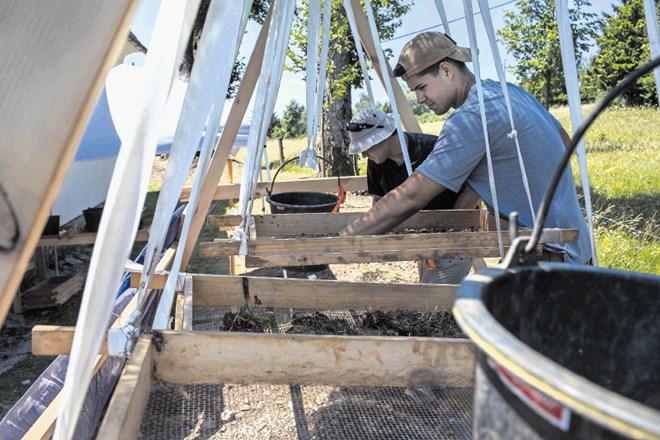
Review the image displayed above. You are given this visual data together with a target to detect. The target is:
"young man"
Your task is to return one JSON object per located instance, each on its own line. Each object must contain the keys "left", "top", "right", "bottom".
{"left": 340, "top": 32, "right": 592, "bottom": 265}
{"left": 347, "top": 106, "right": 475, "bottom": 283}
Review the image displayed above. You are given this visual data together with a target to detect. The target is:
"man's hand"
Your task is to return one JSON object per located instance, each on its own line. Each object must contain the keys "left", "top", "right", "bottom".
{"left": 339, "top": 172, "right": 446, "bottom": 237}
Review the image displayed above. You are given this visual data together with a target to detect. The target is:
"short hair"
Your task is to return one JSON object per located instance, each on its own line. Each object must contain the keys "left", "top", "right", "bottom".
{"left": 416, "top": 59, "right": 468, "bottom": 78}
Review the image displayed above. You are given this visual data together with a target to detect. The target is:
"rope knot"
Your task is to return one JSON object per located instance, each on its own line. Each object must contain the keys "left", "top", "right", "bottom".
{"left": 507, "top": 129, "right": 518, "bottom": 139}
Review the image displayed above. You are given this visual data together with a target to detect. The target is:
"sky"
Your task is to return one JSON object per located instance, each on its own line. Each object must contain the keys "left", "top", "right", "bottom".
{"left": 128, "top": 0, "right": 616, "bottom": 115}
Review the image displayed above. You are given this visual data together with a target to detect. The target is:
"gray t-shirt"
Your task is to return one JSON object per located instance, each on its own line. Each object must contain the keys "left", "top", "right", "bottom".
{"left": 417, "top": 79, "right": 592, "bottom": 264}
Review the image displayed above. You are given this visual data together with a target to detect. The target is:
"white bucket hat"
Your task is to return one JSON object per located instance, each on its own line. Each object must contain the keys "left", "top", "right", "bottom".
{"left": 347, "top": 106, "right": 397, "bottom": 154}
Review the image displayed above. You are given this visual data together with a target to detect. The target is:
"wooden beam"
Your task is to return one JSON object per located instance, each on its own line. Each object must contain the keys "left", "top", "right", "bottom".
{"left": 37, "top": 228, "right": 149, "bottom": 247}
{"left": 32, "top": 325, "right": 108, "bottom": 356}
{"left": 348, "top": 0, "right": 420, "bottom": 132}
{"left": 241, "top": 247, "right": 512, "bottom": 267}
{"left": 208, "top": 209, "right": 486, "bottom": 236}
{"left": 179, "top": 3, "right": 274, "bottom": 270}
{"left": 180, "top": 175, "right": 368, "bottom": 202}
{"left": 97, "top": 336, "right": 153, "bottom": 440}
{"left": 174, "top": 292, "right": 185, "bottom": 330}
{"left": 0, "top": 0, "right": 141, "bottom": 328}
{"left": 183, "top": 274, "right": 193, "bottom": 331}
{"left": 200, "top": 229, "right": 577, "bottom": 260}
{"left": 192, "top": 274, "right": 457, "bottom": 310}
{"left": 129, "top": 245, "right": 178, "bottom": 288}
{"left": 32, "top": 284, "right": 142, "bottom": 356}
{"left": 153, "top": 331, "right": 474, "bottom": 388}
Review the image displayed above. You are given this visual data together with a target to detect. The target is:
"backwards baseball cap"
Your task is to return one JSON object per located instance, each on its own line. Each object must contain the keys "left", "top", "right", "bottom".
{"left": 393, "top": 32, "right": 472, "bottom": 81}
{"left": 347, "top": 106, "right": 396, "bottom": 155}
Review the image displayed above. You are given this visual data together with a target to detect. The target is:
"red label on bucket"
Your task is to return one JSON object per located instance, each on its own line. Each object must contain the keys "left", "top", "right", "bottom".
{"left": 488, "top": 358, "right": 571, "bottom": 431}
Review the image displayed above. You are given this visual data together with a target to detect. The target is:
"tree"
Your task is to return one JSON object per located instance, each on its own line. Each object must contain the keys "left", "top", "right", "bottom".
{"left": 279, "top": 100, "right": 307, "bottom": 139}
{"left": 584, "top": 0, "right": 659, "bottom": 106}
{"left": 498, "top": 0, "right": 598, "bottom": 108}
{"left": 287, "top": 0, "right": 412, "bottom": 176}
{"left": 179, "top": 0, "right": 268, "bottom": 97}
{"left": 268, "top": 112, "right": 282, "bottom": 138}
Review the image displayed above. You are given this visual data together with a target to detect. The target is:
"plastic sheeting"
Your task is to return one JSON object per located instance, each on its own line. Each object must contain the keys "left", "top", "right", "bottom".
{"left": 0, "top": 206, "right": 184, "bottom": 440}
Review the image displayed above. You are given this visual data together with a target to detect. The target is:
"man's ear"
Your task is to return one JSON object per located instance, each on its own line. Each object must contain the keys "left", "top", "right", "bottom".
{"left": 440, "top": 61, "right": 450, "bottom": 77}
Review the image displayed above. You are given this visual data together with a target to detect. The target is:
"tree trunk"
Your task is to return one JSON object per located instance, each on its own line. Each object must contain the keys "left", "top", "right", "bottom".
{"left": 321, "top": 41, "right": 354, "bottom": 177}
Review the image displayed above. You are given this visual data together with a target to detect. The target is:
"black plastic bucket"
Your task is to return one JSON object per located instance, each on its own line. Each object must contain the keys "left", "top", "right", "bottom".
{"left": 42, "top": 215, "right": 60, "bottom": 236}
{"left": 267, "top": 191, "right": 338, "bottom": 214}
{"left": 265, "top": 155, "right": 341, "bottom": 215}
{"left": 454, "top": 263, "right": 660, "bottom": 439}
{"left": 83, "top": 207, "right": 103, "bottom": 232}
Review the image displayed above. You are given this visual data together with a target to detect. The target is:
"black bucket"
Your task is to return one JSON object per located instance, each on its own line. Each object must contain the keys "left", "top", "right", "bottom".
{"left": 265, "top": 155, "right": 341, "bottom": 215}
{"left": 42, "top": 215, "right": 60, "bottom": 236}
{"left": 266, "top": 156, "right": 341, "bottom": 272}
{"left": 454, "top": 264, "right": 660, "bottom": 439}
{"left": 83, "top": 207, "right": 103, "bottom": 233}
{"left": 267, "top": 191, "right": 338, "bottom": 214}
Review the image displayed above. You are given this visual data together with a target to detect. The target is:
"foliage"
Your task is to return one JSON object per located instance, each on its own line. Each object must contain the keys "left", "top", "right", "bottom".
{"left": 278, "top": 100, "right": 307, "bottom": 139}
{"left": 498, "top": 0, "right": 598, "bottom": 108}
{"left": 583, "top": 0, "right": 659, "bottom": 106}
{"left": 268, "top": 112, "right": 282, "bottom": 138}
{"left": 179, "top": 0, "right": 269, "bottom": 97}
{"left": 551, "top": 105, "right": 659, "bottom": 274}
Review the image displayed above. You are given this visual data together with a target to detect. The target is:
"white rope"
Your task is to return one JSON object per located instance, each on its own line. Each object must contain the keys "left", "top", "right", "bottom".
{"left": 343, "top": 0, "right": 375, "bottom": 106}
{"left": 238, "top": 0, "right": 295, "bottom": 254}
{"left": 555, "top": 0, "right": 598, "bottom": 266}
{"left": 432, "top": 0, "right": 452, "bottom": 36}
{"left": 463, "top": 0, "right": 504, "bottom": 259}
{"left": 478, "top": 0, "right": 535, "bottom": 224}
{"left": 644, "top": 0, "right": 660, "bottom": 108}
{"left": 300, "top": 0, "right": 332, "bottom": 170}
{"left": 362, "top": 0, "right": 413, "bottom": 176}
{"left": 305, "top": 0, "right": 321, "bottom": 154}
{"left": 152, "top": 0, "right": 251, "bottom": 329}
{"left": 54, "top": 1, "right": 188, "bottom": 438}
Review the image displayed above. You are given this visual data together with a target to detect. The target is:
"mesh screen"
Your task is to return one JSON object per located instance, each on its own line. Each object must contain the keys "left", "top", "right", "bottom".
{"left": 140, "top": 384, "right": 472, "bottom": 439}
{"left": 138, "top": 306, "right": 473, "bottom": 439}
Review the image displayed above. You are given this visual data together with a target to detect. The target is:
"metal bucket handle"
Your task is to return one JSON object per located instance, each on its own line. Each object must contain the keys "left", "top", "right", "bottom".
{"left": 266, "top": 155, "right": 341, "bottom": 196}
{"left": 506, "top": 55, "right": 660, "bottom": 267}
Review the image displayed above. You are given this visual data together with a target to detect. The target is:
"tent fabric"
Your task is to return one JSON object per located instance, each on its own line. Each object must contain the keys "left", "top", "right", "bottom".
{"left": 73, "top": 64, "right": 251, "bottom": 162}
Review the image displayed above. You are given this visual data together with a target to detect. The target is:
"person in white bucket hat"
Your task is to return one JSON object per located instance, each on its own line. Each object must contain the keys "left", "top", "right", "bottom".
{"left": 347, "top": 106, "right": 476, "bottom": 284}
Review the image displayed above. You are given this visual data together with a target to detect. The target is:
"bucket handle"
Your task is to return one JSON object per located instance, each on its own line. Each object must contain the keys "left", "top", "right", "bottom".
{"left": 267, "top": 155, "right": 341, "bottom": 196}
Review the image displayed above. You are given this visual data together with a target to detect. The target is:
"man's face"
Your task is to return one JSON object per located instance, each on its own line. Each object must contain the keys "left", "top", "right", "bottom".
{"left": 361, "top": 140, "right": 389, "bottom": 164}
{"left": 406, "top": 67, "right": 454, "bottom": 115}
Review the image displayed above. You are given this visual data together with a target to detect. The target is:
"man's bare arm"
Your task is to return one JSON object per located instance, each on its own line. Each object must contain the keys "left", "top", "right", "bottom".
{"left": 559, "top": 126, "right": 572, "bottom": 150}
{"left": 371, "top": 195, "right": 382, "bottom": 206}
{"left": 340, "top": 172, "right": 446, "bottom": 236}
{"left": 454, "top": 185, "right": 480, "bottom": 209}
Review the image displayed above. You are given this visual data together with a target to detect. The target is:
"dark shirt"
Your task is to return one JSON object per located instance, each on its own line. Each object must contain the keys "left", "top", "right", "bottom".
{"left": 366, "top": 132, "right": 459, "bottom": 209}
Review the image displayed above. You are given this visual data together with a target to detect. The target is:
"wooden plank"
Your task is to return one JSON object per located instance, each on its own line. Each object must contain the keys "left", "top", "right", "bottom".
{"left": 37, "top": 228, "right": 149, "bottom": 247}
{"left": 0, "top": 0, "right": 141, "bottom": 328}
{"left": 22, "top": 355, "right": 106, "bottom": 440}
{"left": 208, "top": 209, "right": 484, "bottom": 235}
{"left": 183, "top": 274, "right": 193, "bottom": 331}
{"left": 243, "top": 247, "right": 513, "bottom": 267}
{"left": 200, "top": 229, "right": 577, "bottom": 259}
{"left": 32, "top": 286, "right": 141, "bottom": 356}
{"left": 153, "top": 331, "right": 474, "bottom": 388}
{"left": 32, "top": 325, "right": 108, "bottom": 356}
{"left": 180, "top": 175, "right": 368, "bottom": 202}
{"left": 179, "top": 3, "right": 274, "bottom": 271}
{"left": 97, "top": 336, "right": 153, "bottom": 440}
{"left": 348, "top": 0, "right": 420, "bottom": 132}
{"left": 128, "top": 245, "right": 177, "bottom": 289}
{"left": 192, "top": 274, "right": 457, "bottom": 310}
{"left": 174, "top": 292, "right": 185, "bottom": 330}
